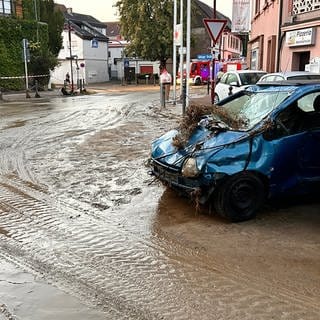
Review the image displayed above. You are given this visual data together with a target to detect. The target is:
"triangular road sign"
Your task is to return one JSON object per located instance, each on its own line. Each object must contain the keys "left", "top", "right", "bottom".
{"left": 203, "top": 19, "right": 227, "bottom": 44}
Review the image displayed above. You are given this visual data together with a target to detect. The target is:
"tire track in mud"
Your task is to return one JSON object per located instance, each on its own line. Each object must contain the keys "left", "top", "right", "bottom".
{"left": 0, "top": 94, "right": 319, "bottom": 319}
{"left": 0, "top": 97, "right": 135, "bottom": 185}
{"left": 0, "top": 177, "right": 319, "bottom": 320}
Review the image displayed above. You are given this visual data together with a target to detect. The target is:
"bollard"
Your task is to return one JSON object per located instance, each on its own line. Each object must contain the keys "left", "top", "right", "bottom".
{"left": 34, "top": 80, "right": 41, "bottom": 98}
{"left": 182, "top": 78, "right": 187, "bottom": 115}
{"left": 160, "top": 82, "right": 166, "bottom": 108}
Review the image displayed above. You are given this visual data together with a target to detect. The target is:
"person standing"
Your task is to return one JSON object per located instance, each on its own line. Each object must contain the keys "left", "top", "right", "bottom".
{"left": 159, "top": 66, "right": 172, "bottom": 101}
{"left": 65, "top": 72, "right": 70, "bottom": 84}
{"left": 216, "top": 66, "right": 224, "bottom": 83}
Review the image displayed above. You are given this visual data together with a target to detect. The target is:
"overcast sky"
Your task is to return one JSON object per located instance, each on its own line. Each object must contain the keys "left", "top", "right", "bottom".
{"left": 54, "top": 0, "right": 233, "bottom": 22}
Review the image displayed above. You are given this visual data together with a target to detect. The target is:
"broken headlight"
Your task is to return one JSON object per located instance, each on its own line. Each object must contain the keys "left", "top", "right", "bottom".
{"left": 181, "top": 157, "right": 200, "bottom": 178}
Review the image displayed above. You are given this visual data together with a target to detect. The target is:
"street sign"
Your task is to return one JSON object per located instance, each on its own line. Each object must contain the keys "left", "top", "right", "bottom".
{"left": 203, "top": 19, "right": 227, "bottom": 44}
{"left": 197, "top": 54, "right": 212, "bottom": 60}
{"left": 178, "top": 47, "right": 187, "bottom": 54}
{"left": 91, "top": 39, "right": 98, "bottom": 48}
{"left": 174, "top": 23, "right": 182, "bottom": 46}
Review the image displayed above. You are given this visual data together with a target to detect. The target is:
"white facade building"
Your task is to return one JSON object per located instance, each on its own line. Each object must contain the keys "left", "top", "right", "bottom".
{"left": 51, "top": 8, "right": 109, "bottom": 86}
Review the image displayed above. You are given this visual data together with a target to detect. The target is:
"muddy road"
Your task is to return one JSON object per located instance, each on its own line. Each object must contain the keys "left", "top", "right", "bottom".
{"left": 0, "top": 88, "right": 319, "bottom": 319}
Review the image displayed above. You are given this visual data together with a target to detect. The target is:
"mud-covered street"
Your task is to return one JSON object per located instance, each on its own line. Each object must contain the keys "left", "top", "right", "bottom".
{"left": 0, "top": 86, "right": 319, "bottom": 320}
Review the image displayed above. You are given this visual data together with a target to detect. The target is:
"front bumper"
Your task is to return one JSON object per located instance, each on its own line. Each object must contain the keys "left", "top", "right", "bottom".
{"left": 149, "top": 158, "right": 216, "bottom": 203}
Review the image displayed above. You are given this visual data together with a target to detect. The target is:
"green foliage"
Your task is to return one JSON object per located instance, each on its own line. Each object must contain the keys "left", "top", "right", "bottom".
{"left": 115, "top": 0, "right": 201, "bottom": 66}
{"left": 39, "top": 0, "right": 64, "bottom": 56}
{"left": 0, "top": 17, "right": 48, "bottom": 90}
{"left": 0, "top": 1, "right": 63, "bottom": 90}
{"left": 115, "top": 0, "right": 173, "bottom": 65}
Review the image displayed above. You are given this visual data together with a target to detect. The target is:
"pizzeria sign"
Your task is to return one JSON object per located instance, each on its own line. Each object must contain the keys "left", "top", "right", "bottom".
{"left": 286, "top": 27, "right": 316, "bottom": 47}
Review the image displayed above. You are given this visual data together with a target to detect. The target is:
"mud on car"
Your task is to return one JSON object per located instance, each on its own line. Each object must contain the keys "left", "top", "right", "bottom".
{"left": 149, "top": 80, "right": 320, "bottom": 222}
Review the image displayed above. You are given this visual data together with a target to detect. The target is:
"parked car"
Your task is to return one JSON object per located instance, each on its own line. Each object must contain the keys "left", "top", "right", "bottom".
{"left": 214, "top": 70, "right": 266, "bottom": 103}
{"left": 149, "top": 80, "right": 320, "bottom": 222}
{"left": 257, "top": 71, "right": 320, "bottom": 83}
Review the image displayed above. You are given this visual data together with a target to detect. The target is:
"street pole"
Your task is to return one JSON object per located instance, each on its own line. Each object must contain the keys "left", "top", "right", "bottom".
{"left": 68, "top": 20, "right": 74, "bottom": 93}
{"left": 23, "top": 39, "right": 30, "bottom": 98}
{"left": 173, "top": 0, "right": 177, "bottom": 104}
{"left": 34, "top": 0, "right": 39, "bottom": 42}
{"left": 186, "top": 0, "right": 191, "bottom": 108}
{"left": 179, "top": 0, "right": 184, "bottom": 98}
{"left": 211, "top": 0, "right": 216, "bottom": 104}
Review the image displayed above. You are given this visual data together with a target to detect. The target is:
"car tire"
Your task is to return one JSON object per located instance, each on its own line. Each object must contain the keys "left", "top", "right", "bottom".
{"left": 213, "top": 172, "right": 266, "bottom": 222}
{"left": 214, "top": 94, "right": 219, "bottom": 104}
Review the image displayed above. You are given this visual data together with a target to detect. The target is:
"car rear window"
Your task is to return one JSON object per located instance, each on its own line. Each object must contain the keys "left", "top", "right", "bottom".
{"left": 287, "top": 75, "right": 320, "bottom": 80}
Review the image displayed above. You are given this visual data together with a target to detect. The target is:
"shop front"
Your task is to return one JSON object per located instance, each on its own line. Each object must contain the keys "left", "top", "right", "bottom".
{"left": 281, "top": 22, "right": 320, "bottom": 72}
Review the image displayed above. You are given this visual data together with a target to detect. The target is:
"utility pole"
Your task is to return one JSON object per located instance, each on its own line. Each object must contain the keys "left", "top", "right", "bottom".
{"left": 186, "top": 0, "right": 191, "bottom": 108}
{"left": 34, "top": 0, "right": 39, "bottom": 42}
{"left": 68, "top": 20, "right": 74, "bottom": 93}
{"left": 179, "top": 0, "right": 184, "bottom": 99}
{"left": 173, "top": 0, "right": 177, "bottom": 103}
{"left": 211, "top": 0, "right": 217, "bottom": 104}
{"left": 22, "top": 38, "right": 31, "bottom": 98}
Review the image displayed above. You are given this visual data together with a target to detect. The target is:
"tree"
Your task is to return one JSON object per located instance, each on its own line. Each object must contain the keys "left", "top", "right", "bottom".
{"left": 115, "top": 0, "right": 173, "bottom": 66}
{"left": 39, "top": 0, "right": 64, "bottom": 56}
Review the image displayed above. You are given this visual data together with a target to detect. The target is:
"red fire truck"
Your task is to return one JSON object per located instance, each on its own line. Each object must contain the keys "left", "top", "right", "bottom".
{"left": 177, "top": 60, "right": 211, "bottom": 85}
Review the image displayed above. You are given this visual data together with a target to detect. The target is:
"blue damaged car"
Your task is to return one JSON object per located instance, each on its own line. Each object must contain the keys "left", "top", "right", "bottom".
{"left": 149, "top": 80, "right": 320, "bottom": 222}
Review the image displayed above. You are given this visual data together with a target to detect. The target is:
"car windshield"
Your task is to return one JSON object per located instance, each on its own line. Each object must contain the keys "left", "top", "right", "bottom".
{"left": 239, "top": 73, "right": 265, "bottom": 85}
{"left": 217, "top": 91, "right": 290, "bottom": 130}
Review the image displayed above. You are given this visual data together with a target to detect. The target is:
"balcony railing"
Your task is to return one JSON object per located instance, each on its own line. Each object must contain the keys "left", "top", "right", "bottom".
{"left": 292, "top": 0, "right": 320, "bottom": 14}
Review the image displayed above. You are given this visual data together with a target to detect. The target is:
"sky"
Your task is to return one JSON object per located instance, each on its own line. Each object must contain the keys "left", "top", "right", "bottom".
{"left": 54, "top": 0, "right": 233, "bottom": 22}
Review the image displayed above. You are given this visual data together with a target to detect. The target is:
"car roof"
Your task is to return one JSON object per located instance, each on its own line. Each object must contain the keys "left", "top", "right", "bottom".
{"left": 256, "top": 79, "right": 320, "bottom": 86}
{"left": 226, "top": 70, "right": 266, "bottom": 74}
{"left": 259, "top": 71, "right": 320, "bottom": 79}
{"left": 264, "top": 71, "right": 319, "bottom": 76}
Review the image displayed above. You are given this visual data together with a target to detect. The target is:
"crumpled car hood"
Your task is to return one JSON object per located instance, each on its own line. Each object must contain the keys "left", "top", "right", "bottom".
{"left": 151, "top": 126, "right": 250, "bottom": 169}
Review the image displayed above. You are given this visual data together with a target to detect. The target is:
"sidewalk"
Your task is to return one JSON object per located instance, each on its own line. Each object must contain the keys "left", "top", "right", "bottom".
{"left": 0, "top": 81, "right": 161, "bottom": 102}
{"left": 0, "top": 81, "right": 212, "bottom": 105}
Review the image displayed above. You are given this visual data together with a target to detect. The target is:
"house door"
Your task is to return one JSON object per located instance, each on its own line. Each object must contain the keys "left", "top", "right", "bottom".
{"left": 292, "top": 51, "right": 310, "bottom": 71}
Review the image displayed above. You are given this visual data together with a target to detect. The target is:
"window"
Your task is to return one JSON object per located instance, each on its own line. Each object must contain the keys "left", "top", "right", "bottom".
{"left": 255, "top": 0, "right": 261, "bottom": 14}
{"left": 251, "top": 49, "right": 259, "bottom": 70}
{"left": 0, "top": 0, "right": 12, "bottom": 15}
{"left": 292, "top": 0, "right": 320, "bottom": 14}
{"left": 226, "top": 73, "right": 238, "bottom": 85}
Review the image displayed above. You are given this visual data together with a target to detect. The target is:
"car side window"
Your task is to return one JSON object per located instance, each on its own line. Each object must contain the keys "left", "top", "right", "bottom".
{"left": 275, "top": 101, "right": 306, "bottom": 136}
{"left": 263, "top": 75, "right": 274, "bottom": 81}
{"left": 274, "top": 76, "right": 284, "bottom": 81}
{"left": 298, "top": 93, "right": 320, "bottom": 130}
{"left": 219, "top": 73, "right": 228, "bottom": 84}
{"left": 275, "top": 93, "right": 320, "bottom": 136}
{"left": 226, "top": 73, "right": 238, "bottom": 85}
{"left": 298, "top": 93, "right": 318, "bottom": 112}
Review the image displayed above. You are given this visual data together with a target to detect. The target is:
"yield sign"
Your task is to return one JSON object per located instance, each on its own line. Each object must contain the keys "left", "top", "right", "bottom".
{"left": 203, "top": 19, "right": 227, "bottom": 44}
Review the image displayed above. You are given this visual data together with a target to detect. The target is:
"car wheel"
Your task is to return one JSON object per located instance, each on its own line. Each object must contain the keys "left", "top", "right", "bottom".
{"left": 213, "top": 172, "right": 266, "bottom": 222}
{"left": 214, "top": 94, "right": 219, "bottom": 104}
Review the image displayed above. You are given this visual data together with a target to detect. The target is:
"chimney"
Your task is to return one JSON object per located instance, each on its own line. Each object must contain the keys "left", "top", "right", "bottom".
{"left": 67, "top": 7, "right": 73, "bottom": 15}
